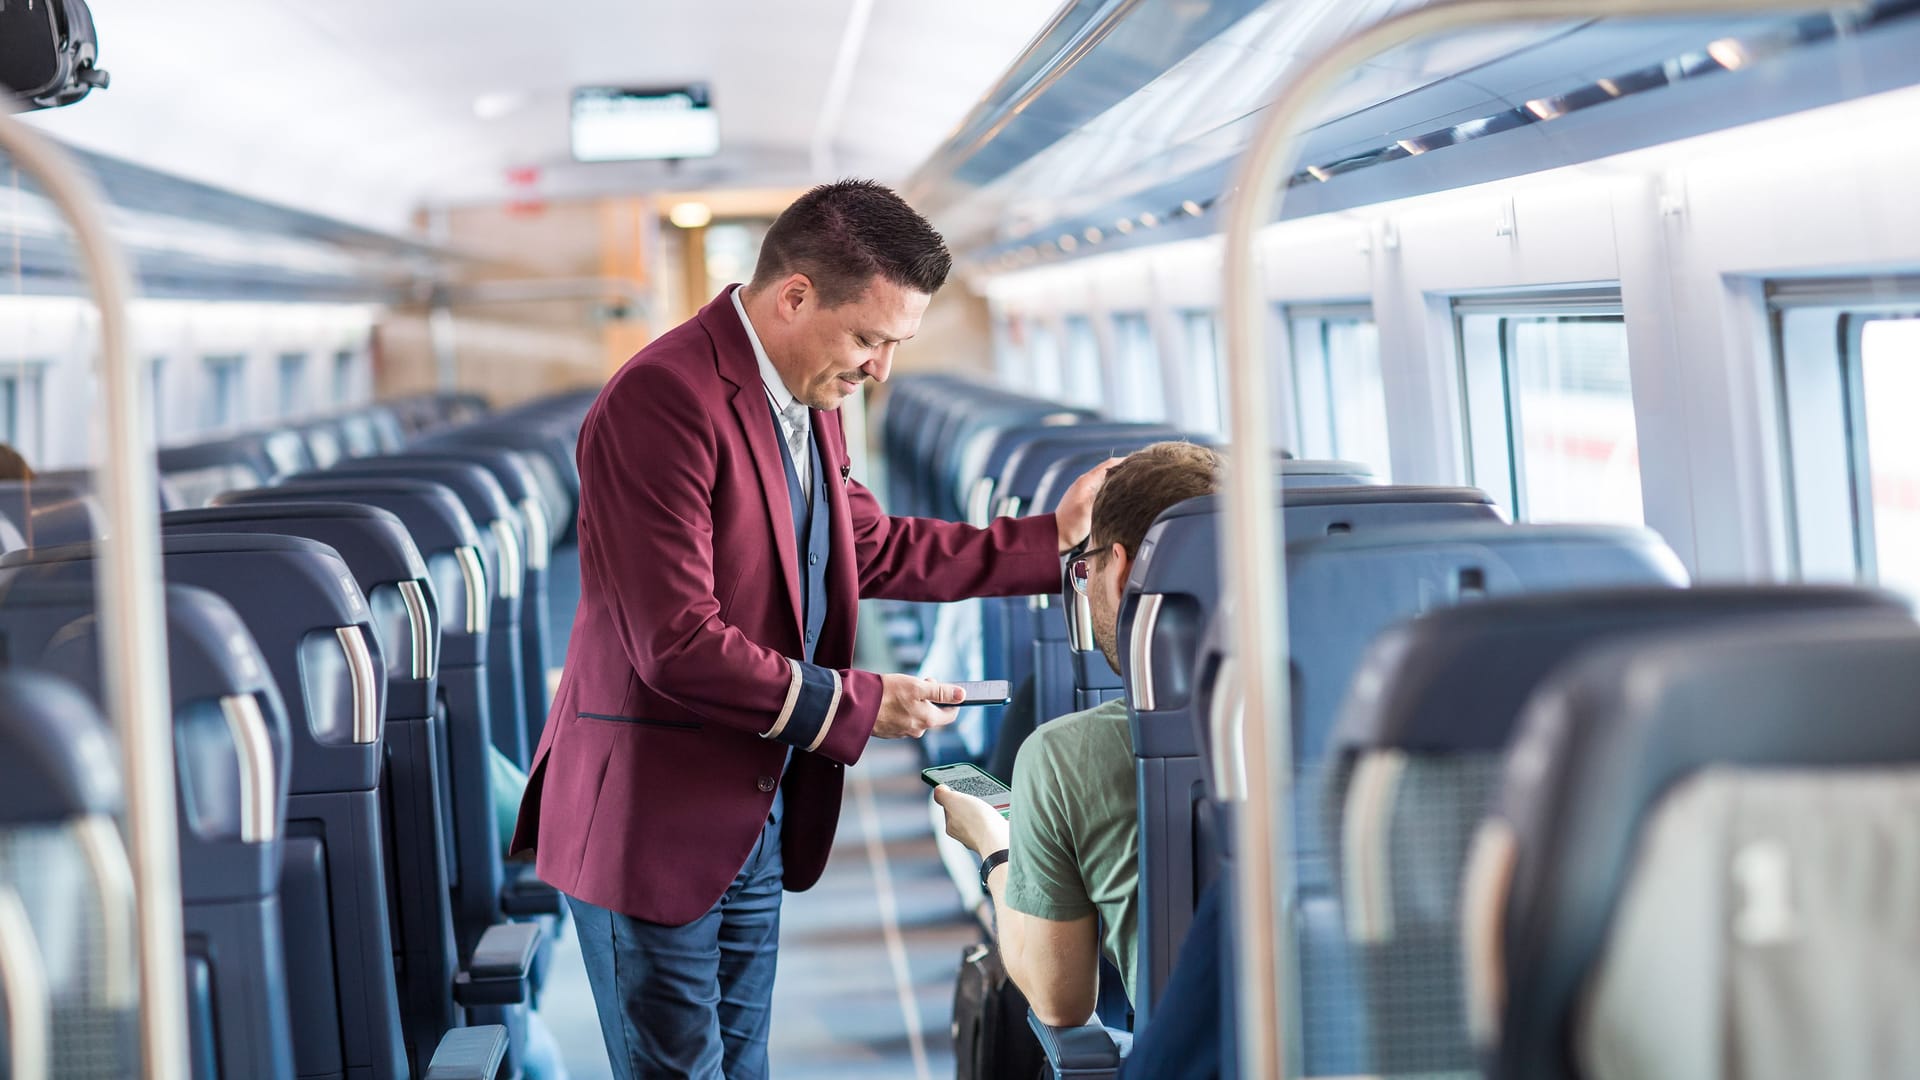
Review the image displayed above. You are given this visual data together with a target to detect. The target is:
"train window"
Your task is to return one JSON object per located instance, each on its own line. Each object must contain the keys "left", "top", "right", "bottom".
{"left": 149, "top": 357, "right": 169, "bottom": 442}
{"left": 0, "top": 369, "right": 40, "bottom": 461}
{"left": 1774, "top": 284, "right": 1920, "bottom": 594}
{"left": 1062, "top": 316, "right": 1104, "bottom": 410}
{"left": 1180, "top": 310, "right": 1224, "bottom": 435}
{"left": 332, "top": 349, "right": 356, "bottom": 405}
{"left": 277, "top": 352, "right": 308, "bottom": 419}
{"left": 1110, "top": 312, "right": 1164, "bottom": 421}
{"left": 203, "top": 355, "right": 246, "bottom": 431}
{"left": 1285, "top": 305, "right": 1391, "bottom": 479}
{"left": 1856, "top": 318, "right": 1920, "bottom": 594}
{"left": 1025, "top": 322, "right": 1066, "bottom": 401}
{"left": 1454, "top": 294, "right": 1643, "bottom": 524}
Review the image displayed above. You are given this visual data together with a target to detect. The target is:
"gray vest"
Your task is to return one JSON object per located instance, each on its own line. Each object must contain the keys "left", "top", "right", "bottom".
{"left": 771, "top": 402, "right": 830, "bottom": 664}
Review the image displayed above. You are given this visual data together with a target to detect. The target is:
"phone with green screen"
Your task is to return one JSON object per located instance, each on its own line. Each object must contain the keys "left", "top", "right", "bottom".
{"left": 922, "top": 762, "right": 1013, "bottom": 818}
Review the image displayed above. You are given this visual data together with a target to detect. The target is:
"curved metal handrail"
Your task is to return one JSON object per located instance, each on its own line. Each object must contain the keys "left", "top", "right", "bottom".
{"left": 0, "top": 110, "right": 187, "bottom": 1076}
{"left": 1216, "top": 1, "right": 1858, "bottom": 1075}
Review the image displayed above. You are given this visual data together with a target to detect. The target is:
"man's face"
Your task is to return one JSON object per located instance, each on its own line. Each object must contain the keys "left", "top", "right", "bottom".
{"left": 1087, "top": 541, "right": 1130, "bottom": 676}
{"left": 768, "top": 273, "right": 929, "bottom": 410}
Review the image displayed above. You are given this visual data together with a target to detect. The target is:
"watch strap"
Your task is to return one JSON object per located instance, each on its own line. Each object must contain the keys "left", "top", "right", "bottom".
{"left": 979, "top": 848, "right": 1010, "bottom": 893}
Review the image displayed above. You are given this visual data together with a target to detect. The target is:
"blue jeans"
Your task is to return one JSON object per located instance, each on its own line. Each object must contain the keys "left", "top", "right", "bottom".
{"left": 568, "top": 800, "right": 784, "bottom": 1080}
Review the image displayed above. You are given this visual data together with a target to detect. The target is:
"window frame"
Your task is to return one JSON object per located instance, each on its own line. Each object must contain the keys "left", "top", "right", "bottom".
{"left": 1768, "top": 277, "right": 1920, "bottom": 587}
{"left": 1177, "top": 308, "right": 1224, "bottom": 435}
{"left": 203, "top": 354, "right": 247, "bottom": 432}
{"left": 1452, "top": 290, "right": 1638, "bottom": 523}
{"left": 1283, "top": 302, "right": 1390, "bottom": 476}
{"left": 277, "top": 351, "right": 309, "bottom": 420}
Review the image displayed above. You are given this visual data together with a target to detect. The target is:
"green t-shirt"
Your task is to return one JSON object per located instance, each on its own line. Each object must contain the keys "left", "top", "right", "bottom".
{"left": 1002, "top": 696, "right": 1139, "bottom": 1005}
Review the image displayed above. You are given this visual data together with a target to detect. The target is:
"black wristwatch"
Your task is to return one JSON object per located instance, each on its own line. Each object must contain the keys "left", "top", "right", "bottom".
{"left": 979, "top": 848, "right": 1010, "bottom": 893}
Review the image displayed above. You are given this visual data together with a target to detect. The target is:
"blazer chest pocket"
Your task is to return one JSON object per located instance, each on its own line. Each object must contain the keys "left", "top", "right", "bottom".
{"left": 578, "top": 711, "right": 702, "bottom": 732}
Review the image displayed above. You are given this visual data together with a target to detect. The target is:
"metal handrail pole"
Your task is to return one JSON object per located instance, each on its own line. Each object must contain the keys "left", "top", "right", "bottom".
{"left": 0, "top": 111, "right": 187, "bottom": 1077}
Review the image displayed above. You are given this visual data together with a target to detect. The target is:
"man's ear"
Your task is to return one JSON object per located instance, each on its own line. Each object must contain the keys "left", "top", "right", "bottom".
{"left": 1110, "top": 542, "right": 1132, "bottom": 583}
{"left": 775, "top": 273, "right": 813, "bottom": 321}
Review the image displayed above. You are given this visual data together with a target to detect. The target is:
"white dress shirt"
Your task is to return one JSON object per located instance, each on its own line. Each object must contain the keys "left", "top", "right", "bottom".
{"left": 732, "top": 286, "right": 811, "bottom": 491}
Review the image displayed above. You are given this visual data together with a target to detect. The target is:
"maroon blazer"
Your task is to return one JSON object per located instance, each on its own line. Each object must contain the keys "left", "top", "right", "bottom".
{"left": 510, "top": 287, "right": 1062, "bottom": 924}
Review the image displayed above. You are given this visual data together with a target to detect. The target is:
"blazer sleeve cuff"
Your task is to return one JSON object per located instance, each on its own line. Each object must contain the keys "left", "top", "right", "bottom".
{"left": 763, "top": 659, "right": 841, "bottom": 752}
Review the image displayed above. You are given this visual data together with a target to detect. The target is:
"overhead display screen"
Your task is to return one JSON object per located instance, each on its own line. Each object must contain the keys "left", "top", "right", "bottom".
{"left": 571, "top": 85, "right": 719, "bottom": 162}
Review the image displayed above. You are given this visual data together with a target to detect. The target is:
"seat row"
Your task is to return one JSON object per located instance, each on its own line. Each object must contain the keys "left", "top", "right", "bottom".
{"left": 0, "top": 386, "right": 597, "bottom": 1079}
{"left": 880, "top": 373, "right": 1920, "bottom": 1079}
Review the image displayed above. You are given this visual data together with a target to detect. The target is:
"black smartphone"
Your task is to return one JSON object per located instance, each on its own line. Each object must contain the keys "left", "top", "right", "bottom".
{"left": 949, "top": 679, "right": 1011, "bottom": 707}
{"left": 922, "top": 762, "right": 1013, "bottom": 817}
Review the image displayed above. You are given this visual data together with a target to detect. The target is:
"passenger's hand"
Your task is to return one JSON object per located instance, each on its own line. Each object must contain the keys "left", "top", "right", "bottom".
{"left": 934, "top": 785, "right": 1011, "bottom": 857}
{"left": 872, "top": 674, "right": 963, "bottom": 739}
{"left": 1054, "top": 458, "right": 1121, "bottom": 553}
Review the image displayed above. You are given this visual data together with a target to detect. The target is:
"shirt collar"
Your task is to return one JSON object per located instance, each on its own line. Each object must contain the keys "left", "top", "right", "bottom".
{"left": 731, "top": 285, "right": 796, "bottom": 414}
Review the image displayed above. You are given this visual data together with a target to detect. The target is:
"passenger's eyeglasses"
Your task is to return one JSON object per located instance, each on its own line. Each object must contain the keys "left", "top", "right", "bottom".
{"left": 1069, "top": 558, "right": 1091, "bottom": 595}
{"left": 1069, "top": 547, "right": 1105, "bottom": 595}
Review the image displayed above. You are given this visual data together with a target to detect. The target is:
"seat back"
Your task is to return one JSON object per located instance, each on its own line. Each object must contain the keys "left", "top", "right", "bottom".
{"left": 1469, "top": 615, "right": 1920, "bottom": 1080}
{"left": 211, "top": 482, "right": 511, "bottom": 965}
{"left": 0, "top": 581, "right": 296, "bottom": 1079}
{"left": 1280, "top": 522, "right": 1686, "bottom": 1074}
{"left": 160, "top": 503, "right": 470, "bottom": 1069}
{"left": 157, "top": 437, "right": 278, "bottom": 506}
{"left": 0, "top": 534, "right": 409, "bottom": 1080}
{"left": 1331, "top": 585, "right": 1907, "bottom": 1076}
{"left": 1119, "top": 483, "right": 1500, "bottom": 1021}
{"left": 0, "top": 671, "right": 135, "bottom": 1080}
{"left": 400, "top": 447, "right": 554, "bottom": 745}
{"left": 320, "top": 459, "right": 530, "bottom": 766}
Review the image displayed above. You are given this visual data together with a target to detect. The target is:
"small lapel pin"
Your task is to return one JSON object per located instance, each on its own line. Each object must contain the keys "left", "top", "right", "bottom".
{"left": 840, "top": 463, "right": 852, "bottom": 485}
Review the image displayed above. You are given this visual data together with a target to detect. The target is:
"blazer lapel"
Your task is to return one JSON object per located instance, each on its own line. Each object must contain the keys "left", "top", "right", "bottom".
{"left": 702, "top": 287, "right": 805, "bottom": 637}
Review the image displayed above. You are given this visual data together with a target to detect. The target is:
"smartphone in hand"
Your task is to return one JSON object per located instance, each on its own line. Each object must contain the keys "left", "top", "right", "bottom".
{"left": 947, "top": 680, "right": 1011, "bottom": 707}
{"left": 922, "top": 762, "right": 1013, "bottom": 818}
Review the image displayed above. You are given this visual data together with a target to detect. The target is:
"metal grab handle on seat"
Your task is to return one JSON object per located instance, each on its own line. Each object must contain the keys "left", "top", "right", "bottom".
{"left": 0, "top": 885, "right": 49, "bottom": 1080}
{"left": 220, "top": 694, "right": 278, "bottom": 844}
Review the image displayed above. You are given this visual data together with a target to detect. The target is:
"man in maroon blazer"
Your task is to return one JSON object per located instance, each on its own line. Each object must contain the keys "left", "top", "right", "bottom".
{"left": 511, "top": 180, "right": 1111, "bottom": 1079}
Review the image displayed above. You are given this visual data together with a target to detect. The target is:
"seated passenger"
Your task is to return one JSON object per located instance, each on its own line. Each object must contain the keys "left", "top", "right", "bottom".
{"left": 935, "top": 441, "right": 1223, "bottom": 1025}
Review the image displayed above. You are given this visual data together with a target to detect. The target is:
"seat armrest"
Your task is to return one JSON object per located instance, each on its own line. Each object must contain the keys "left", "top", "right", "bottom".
{"left": 454, "top": 921, "right": 542, "bottom": 1006}
{"left": 424, "top": 1024, "right": 508, "bottom": 1080}
{"left": 1027, "top": 1012, "right": 1131, "bottom": 1080}
{"left": 500, "top": 867, "right": 563, "bottom": 915}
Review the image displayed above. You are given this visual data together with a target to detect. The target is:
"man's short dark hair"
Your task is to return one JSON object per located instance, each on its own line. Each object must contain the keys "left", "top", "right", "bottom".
{"left": 1090, "top": 442, "right": 1224, "bottom": 556}
{"left": 749, "top": 179, "right": 952, "bottom": 307}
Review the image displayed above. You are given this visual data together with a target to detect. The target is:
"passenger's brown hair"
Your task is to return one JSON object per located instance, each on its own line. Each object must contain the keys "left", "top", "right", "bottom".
{"left": 0, "top": 443, "right": 34, "bottom": 482}
{"left": 749, "top": 179, "right": 952, "bottom": 307}
{"left": 1089, "top": 441, "right": 1224, "bottom": 556}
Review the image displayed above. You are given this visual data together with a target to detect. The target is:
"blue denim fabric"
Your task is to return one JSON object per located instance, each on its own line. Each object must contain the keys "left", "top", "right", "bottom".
{"left": 568, "top": 810, "right": 785, "bottom": 1079}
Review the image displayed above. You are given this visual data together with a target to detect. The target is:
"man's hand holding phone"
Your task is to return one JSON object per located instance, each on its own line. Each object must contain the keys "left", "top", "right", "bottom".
{"left": 928, "top": 764, "right": 1014, "bottom": 857}
{"left": 873, "top": 674, "right": 963, "bottom": 739}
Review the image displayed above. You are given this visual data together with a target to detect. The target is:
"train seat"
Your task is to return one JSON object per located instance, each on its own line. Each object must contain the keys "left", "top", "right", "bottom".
{"left": 298, "top": 419, "right": 349, "bottom": 470}
{"left": 212, "top": 483, "right": 561, "bottom": 951}
{"left": 156, "top": 502, "right": 503, "bottom": 1066}
{"left": 1329, "top": 585, "right": 1910, "bottom": 1076}
{"left": 1279, "top": 521, "right": 1687, "bottom": 1074}
{"left": 0, "top": 481, "right": 98, "bottom": 547}
{"left": 413, "top": 421, "right": 580, "bottom": 539}
{"left": 1116, "top": 482, "right": 1500, "bottom": 1023}
{"left": 320, "top": 458, "right": 533, "bottom": 768}
{"left": 158, "top": 438, "right": 275, "bottom": 509}
{"left": 398, "top": 447, "right": 556, "bottom": 751}
{"left": 1466, "top": 614, "right": 1920, "bottom": 1080}
{"left": 0, "top": 581, "right": 295, "bottom": 1079}
{"left": 0, "top": 672, "right": 138, "bottom": 1079}
{"left": 0, "top": 533, "right": 515, "bottom": 1080}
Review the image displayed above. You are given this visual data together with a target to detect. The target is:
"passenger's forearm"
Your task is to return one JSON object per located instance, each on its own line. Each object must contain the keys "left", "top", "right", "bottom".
{"left": 985, "top": 864, "right": 1098, "bottom": 1027}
